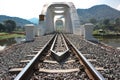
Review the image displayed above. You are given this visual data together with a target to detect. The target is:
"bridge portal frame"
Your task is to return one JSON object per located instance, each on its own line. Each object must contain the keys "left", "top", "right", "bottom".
{"left": 39, "top": 2, "right": 84, "bottom": 36}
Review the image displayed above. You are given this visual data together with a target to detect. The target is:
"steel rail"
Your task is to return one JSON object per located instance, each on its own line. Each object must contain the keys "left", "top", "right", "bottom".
{"left": 50, "top": 34, "right": 58, "bottom": 53}
{"left": 14, "top": 33, "right": 105, "bottom": 80}
{"left": 50, "top": 33, "right": 69, "bottom": 55}
{"left": 63, "top": 34, "right": 105, "bottom": 80}
{"left": 60, "top": 33, "right": 69, "bottom": 50}
{"left": 14, "top": 34, "right": 56, "bottom": 80}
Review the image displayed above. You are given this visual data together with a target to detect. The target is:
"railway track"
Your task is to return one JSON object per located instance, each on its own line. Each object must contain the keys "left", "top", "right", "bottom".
{"left": 10, "top": 33, "right": 105, "bottom": 80}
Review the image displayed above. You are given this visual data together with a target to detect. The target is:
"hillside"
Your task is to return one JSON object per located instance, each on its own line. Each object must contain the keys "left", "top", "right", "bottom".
{"left": 28, "top": 18, "right": 38, "bottom": 25}
{"left": 0, "top": 15, "right": 34, "bottom": 27}
{"left": 1, "top": 5, "right": 120, "bottom": 26}
{"left": 77, "top": 5, "right": 120, "bottom": 23}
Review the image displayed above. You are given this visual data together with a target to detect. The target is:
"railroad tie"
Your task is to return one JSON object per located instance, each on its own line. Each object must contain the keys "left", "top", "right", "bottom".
{"left": 9, "top": 68, "right": 23, "bottom": 74}
{"left": 82, "top": 54, "right": 90, "bottom": 56}
{"left": 87, "top": 59, "right": 97, "bottom": 62}
{"left": 95, "top": 67, "right": 105, "bottom": 71}
{"left": 39, "top": 68, "right": 79, "bottom": 73}
{"left": 43, "top": 60, "right": 75, "bottom": 64}
{"left": 20, "top": 60, "right": 31, "bottom": 63}
{"left": 27, "top": 54, "right": 36, "bottom": 57}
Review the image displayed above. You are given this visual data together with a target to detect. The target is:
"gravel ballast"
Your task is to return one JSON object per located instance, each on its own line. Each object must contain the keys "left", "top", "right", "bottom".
{"left": 0, "top": 35, "right": 53, "bottom": 79}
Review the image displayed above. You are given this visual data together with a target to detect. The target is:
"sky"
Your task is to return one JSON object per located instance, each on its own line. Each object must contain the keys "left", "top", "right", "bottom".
{"left": 0, "top": 0, "right": 120, "bottom": 19}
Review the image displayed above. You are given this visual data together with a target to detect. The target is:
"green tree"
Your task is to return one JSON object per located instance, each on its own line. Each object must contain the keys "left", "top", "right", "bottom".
{"left": 103, "top": 19, "right": 110, "bottom": 25}
{"left": 0, "top": 23, "right": 5, "bottom": 32}
{"left": 4, "top": 20, "right": 16, "bottom": 33}
{"left": 115, "top": 18, "right": 120, "bottom": 25}
{"left": 102, "top": 19, "right": 112, "bottom": 30}
{"left": 89, "top": 18, "right": 97, "bottom": 24}
{"left": 114, "top": 18, "right": 120, "bottom": 32}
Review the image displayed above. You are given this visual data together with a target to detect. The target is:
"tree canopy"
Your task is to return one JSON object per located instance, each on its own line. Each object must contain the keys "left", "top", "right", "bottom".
{"left": 0, "top": 20, "right": 16, "bottom": 33}
{"left": 93, "top": 18, "right": 120, "bottom": 32}
{"left": 0, "top": 23, "right": 5, "bottom": 31}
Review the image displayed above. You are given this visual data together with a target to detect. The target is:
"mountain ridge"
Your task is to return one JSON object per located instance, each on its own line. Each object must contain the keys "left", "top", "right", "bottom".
{"left": 1, "top": 4, "right": 120, "bottom": 25}
{"left": 77, "top": 4, "right": 120, "bottom": 23}
{"left": 0, "top": 15, "right": 34, "bottom": 27}
{"left": 28, "top": 18, "right": 38, "bottom": 24}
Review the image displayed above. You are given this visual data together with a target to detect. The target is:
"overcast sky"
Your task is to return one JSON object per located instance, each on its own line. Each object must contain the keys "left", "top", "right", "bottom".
{"left": 0, "top": 0, "right": 120, "bottom": 19}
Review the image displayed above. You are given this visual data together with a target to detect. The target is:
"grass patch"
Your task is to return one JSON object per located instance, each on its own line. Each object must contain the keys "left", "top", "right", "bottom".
{"left": 0, "top": 32, "right": 9, "bottom": 35}
{"left": 0, "top": 34, "right": 25, "bottom": 40}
